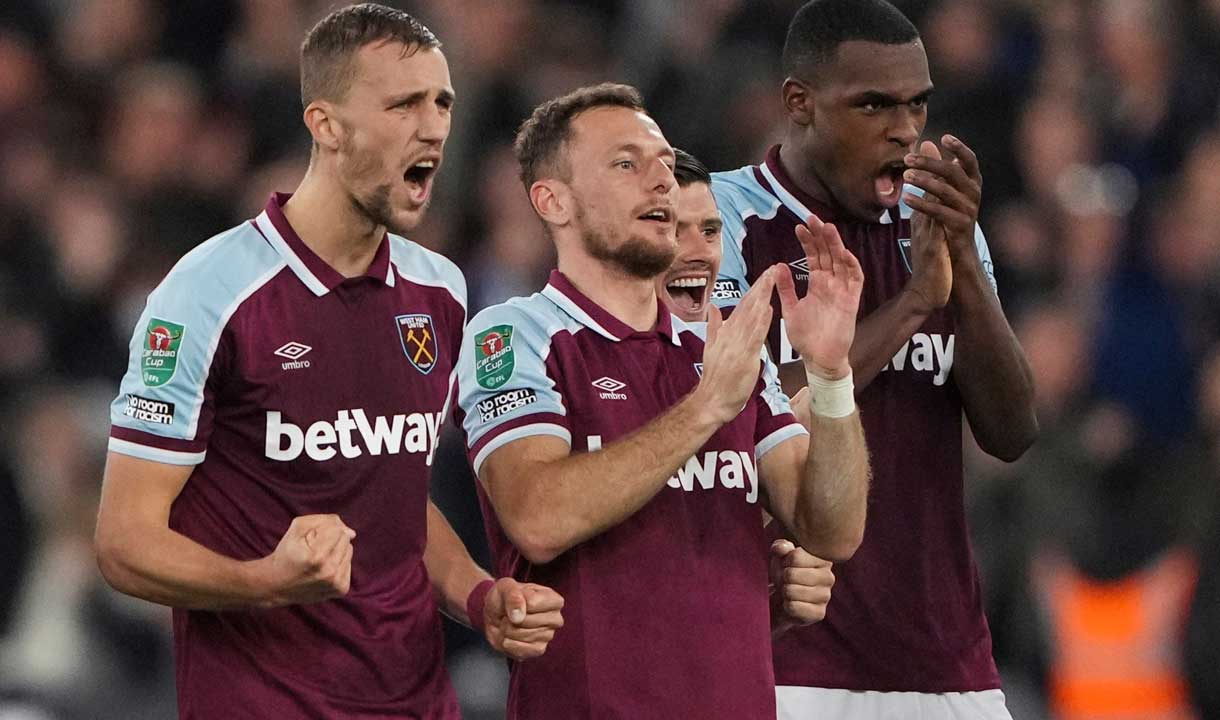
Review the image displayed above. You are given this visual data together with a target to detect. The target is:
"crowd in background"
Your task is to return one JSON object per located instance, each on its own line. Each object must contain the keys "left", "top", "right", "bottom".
{"left": 2, "top": 0, "right": 1220, "bottom": 718}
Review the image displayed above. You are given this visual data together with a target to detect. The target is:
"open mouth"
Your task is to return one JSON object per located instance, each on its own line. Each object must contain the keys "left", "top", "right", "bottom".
{"left": 636, "top": 206, "right": 674, "bottom": 226}
{"left": 403, "top": 158, "right": 439, "bottom": 204}
{"left": 663, "top": 273, "right": 710, "bottom": 318}
{"left": 875, "top": 159, "right": 907, "bottom": 209}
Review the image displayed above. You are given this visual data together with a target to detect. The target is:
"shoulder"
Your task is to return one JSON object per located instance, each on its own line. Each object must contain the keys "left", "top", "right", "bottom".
{"left": 387, "top": 234, "right": 467, "bottom": 310}
{"left": 711, "top": 166, "right": 782, "bottom": 223}
{"left": 149, "top": 221, "right": 286, "bottom": 325}
{"left": 467, "top": 293, "right": 572, "bottom": 355}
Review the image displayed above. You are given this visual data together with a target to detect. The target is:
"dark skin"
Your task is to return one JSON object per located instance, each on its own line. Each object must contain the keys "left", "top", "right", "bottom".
{"left": 779, "top": 39, "right": 1037, "bottom": 461}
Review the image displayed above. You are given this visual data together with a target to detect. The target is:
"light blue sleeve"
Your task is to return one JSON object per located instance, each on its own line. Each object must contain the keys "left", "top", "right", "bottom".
{"left": 108, "top": 226, "right": 285, "bottom": 465}
{"left": 974, "top": 224, "right": 998, "bottom": 294}
{"left": 710, "top": 179, "right": 750, "bottom": 311}
{"left": 458, "top": 299, "right": 572, "bottom": 475}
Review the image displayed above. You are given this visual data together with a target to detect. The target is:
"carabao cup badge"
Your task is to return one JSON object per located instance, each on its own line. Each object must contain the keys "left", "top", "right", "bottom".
{"left": 397, "top": 314, "right": 438, "bottom": 374}
{"left": 142, "top": 318, "right": 184, "bottom": 387}
{"left": 475, "top": 324, "right": 515, "bottom": 390}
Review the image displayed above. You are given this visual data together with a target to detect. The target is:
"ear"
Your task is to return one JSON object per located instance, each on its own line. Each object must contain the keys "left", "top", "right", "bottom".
{"left": 529, "top": 179, "right": 572, "bottom": 229}
{"left": 303, "top": 101, "right": 342, "bottom": 152}
{"left": 782, "top": 77, "right": 815, "bottom": 127}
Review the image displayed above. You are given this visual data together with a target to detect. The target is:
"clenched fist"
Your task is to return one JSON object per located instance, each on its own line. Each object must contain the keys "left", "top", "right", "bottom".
{"left": 480, "top": 577, "right": 565, "bottom": 660}
{"left": 769, "top": 539, "right": 834, "bottom": 635}
{"left": 256, "top": 514, "right": 356, "bottom": 607}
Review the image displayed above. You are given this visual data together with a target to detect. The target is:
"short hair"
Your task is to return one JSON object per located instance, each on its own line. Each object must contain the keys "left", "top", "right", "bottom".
{"left": 514, "top": 83, "right": 647, "bottom": 188}
{"left": 782, "top": 0, "right": 919, "bottom": 78}
{"left": 673, "top": 148, "right": 711, "bottom": 187}
{"left": 300, "top": 3, "right": 440, "bottom": 107}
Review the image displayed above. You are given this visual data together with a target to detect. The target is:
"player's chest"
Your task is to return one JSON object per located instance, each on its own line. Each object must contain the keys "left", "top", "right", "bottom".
{"left": 556, "top": 342, "right": 762, "bottom": 506}
{"left": 228, "top": 285, "right": 457, "bottom": 415}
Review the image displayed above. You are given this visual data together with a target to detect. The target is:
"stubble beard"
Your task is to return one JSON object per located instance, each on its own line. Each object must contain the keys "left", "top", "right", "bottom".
{"left": 576, "top": 204, "right": 675, "bottom": 280}
{"left": 342, "top": 137, "right": 423, "bottom": 235}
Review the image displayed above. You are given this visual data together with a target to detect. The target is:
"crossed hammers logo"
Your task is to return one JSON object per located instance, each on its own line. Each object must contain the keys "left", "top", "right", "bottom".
{"left": 405, "top": 326, "right": 435, "bottom": 366}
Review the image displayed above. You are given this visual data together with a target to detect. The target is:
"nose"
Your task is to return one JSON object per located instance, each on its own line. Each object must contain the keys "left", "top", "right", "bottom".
{"left": 889, "top": 106, "right": 922, "bottom": 150}
{"left": 418, "top": 103, "right": 450, "bottom": 144}
{"left": 677, "top": 225, "right": 717, "bottom": 260}
{"left": 647, "top": 156, "right": 676, "bottom": 195}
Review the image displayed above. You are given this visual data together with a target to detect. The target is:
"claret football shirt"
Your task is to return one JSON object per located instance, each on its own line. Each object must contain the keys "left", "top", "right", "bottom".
{"left": 457, "top": 270, "right": 806, "bottom": 719}
{"left": 712, "top": 146, "right": 1003, "bottom": 693}
{"left": 109, "top": 193, "right": 465, "bottom": 719}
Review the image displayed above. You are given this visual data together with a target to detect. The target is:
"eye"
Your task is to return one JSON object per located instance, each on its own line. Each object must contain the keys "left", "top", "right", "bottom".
{"left": 616, "top": 159, "right": 635, "bottom": 170}
{"left": 861, "top": 102, "right": 883, "bottom": 114}
{"left": 910, "top": 97, "right": 927, "bottom": 109}
{"left": 702, "top": 227, "right": 718, "bottom": 237}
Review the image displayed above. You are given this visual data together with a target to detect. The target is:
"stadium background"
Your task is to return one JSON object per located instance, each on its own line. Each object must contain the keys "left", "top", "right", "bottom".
{"left": 1, "top": 0, "right": 1219, "bottom": 717}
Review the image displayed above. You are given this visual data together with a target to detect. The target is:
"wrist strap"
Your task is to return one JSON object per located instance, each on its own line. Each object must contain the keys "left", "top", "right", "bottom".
{"left": 806, "top": 369, "right": 855, "bottom": 418}
{"left": 466, "top": 578, "right": 496, "bottom": 631}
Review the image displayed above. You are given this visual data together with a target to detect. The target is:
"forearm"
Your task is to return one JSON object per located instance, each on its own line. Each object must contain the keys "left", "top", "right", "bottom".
{"left": 791, "top": 410, "right": 869, "bottom": 561}
{"left": 950, "top": 259, "right": 1038, "bottom": 461}
{"left": 849, "top": 289, "right": 934, "bottom": 389}
{"left": 487, "top": 391, "right": 723, "bottom": 563}
{"left": 423, "top": 500, "right": 491, "bottom": 626}
{"left": 95, "top": 523, "right": 266, "bottom": 611}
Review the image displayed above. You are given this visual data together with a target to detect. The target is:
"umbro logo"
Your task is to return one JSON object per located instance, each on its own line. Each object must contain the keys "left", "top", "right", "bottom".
{"left": 592, "top": 376, "right": 627, "bottom": 400}
{"left": 788, "top": 257, "right": 810, "bottom": 278}
{"left": 275, "top": 341, "right": 312, "bottom": 370}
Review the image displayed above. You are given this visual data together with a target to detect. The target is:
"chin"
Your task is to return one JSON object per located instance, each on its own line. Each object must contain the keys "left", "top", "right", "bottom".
{"left": 387, "top": 205, "right": 428, "bottom": 234}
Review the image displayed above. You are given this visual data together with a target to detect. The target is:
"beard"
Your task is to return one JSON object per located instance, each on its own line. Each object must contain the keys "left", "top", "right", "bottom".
{"left": 576, "top": 205, "right": 675, "bottom": 280}
{"left": 340, "top": 136, "right": 422, "bottom": 235}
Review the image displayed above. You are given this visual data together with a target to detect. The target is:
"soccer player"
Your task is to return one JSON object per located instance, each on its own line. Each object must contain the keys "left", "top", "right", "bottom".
{"left": 456, "top": 83, "right": 870, "bottom": 718}
{"left": 94, "top": 5, "right": 563, "bottom": 718}
{"left": 710, "top": 1, "right": 1039, "bottom": 718}
{"left": 658, "top": 148, "right": 836, "bottom": 634}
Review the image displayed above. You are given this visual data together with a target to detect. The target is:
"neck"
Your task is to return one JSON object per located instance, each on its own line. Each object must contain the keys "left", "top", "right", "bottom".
{"left": 556, "top": 248, "right": 659, "bottom": 332}
{"left": 779, "top": 135, "right": 836, "bottom": 209}
{"left": 283, "top": 166, "right": 385, "bottom": 278}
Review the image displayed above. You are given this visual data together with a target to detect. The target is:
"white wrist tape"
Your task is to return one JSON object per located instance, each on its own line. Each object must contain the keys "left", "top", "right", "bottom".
{"left": 806, "top": 369, "right": 855, "bottom": 419}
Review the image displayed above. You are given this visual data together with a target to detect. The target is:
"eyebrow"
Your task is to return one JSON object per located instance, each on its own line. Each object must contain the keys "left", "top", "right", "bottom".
{"left": 385, "top": 87, "right": 456, "bottom": 108}
{"left": 851, "top": 86, "right": 935, "bottom": 105}
{"left": 611, "top": 143, "right": 675, "bottom": 162}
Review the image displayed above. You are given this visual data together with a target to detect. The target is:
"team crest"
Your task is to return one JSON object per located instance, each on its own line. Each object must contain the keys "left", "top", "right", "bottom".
{"left": 142, "top": 318, "right": 184, "bottom": 387}
{"left": 396, "top": 314, "right": 438, "bottom": 374}
{"left": 897, "top": 237, "right": 913, "bottom": 274}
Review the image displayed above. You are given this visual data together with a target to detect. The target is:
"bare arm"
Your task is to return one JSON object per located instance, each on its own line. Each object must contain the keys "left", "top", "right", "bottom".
{"left": 759, "top": 416, "right": 868, "bottom": 562}
{"left": 423, "top": 499, "right": 490, "bottom": 626}
{"left": 903, "top": 136, "right": 1038, "bottom": 461}
{"left": 94, "top": 452, "right": 353, "bottom": 610}
{"left": 847, "top": 288, "right": 940, "bottom": 390}
{"left": 424, "top": 499, "right": 565, "bottom": 659}
{"left": 479, "top": 271, "right": 780, "bottom": 565}
{"left": 763, "top": 215, "right": 870, "bottom": 561}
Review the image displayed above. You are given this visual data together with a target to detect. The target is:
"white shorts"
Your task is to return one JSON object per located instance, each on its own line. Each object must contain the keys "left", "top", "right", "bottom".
{"left": 775, "top": 686, "right": 1013, "bottom": 720}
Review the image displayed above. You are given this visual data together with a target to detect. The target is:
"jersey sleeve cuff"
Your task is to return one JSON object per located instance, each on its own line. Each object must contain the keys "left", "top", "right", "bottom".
{"left": 755, "top": 420, "right": 808, "bottom": 459}
{"left": 469, "top": 413, "right": 571, "bottom": 475}
{"left": 109, "top": 426, "right": 207, "bottom": 466}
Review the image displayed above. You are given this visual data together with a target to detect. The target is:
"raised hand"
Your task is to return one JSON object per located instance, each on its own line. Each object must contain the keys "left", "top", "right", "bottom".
{"left": 769, "top": 539, "right": 835, "bottom": 632}
{"left": 903, "top": 135, "right": 982, "bottom": 262}
{"left": 775, "top": 216, "right": 863, "bottom": 380}
{"left": 481, "top": 578, "right": 565, "bottom": 661}
{"left": 258, "top": 514, "right": 356, "bottom": 606}
{"left": 696, "top": 268, "right": 777, "bottom": 423}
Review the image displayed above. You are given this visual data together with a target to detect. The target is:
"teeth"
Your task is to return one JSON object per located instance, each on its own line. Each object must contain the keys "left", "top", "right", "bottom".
{"left": 415, "top": 160, "right": 435, "bottom": 169}
{"left": 641, "top": 210, "right": 668, "bottom": 221}
{"left": 667, "top": 277, "right": 707, "bottom": 288}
